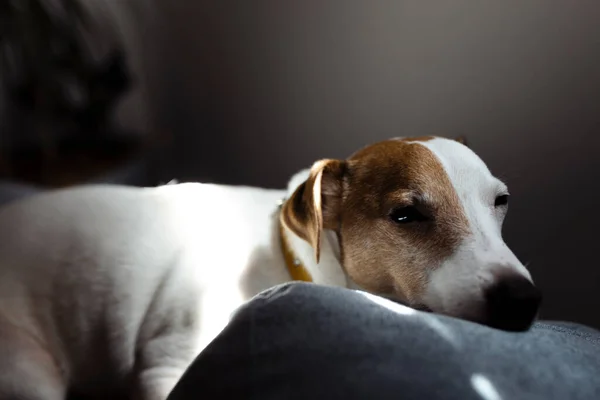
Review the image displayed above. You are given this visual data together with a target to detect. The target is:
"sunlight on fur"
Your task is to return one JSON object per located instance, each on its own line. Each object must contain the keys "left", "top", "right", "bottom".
{"left": 471, "top": 374, "right": 502, "bottom": 400}
{"left": 166, "top": 183, "right": 250, "bottom": 352}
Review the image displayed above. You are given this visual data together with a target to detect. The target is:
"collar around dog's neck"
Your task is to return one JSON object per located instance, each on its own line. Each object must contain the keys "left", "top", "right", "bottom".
{"left": 277, "top": 198, "right": 313, "bottom": 283}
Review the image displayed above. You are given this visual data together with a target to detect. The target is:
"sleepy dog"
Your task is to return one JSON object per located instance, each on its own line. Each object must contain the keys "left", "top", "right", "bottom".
{"left": 0, "top": 136, "right": 540, "bottom": 399}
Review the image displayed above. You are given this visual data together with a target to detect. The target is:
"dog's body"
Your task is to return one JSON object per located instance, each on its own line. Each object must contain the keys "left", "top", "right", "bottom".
{"left": 0, "top": 183, "right": 291, "bottom": 399}
{"left": 0, "top": 137, "right": 541, "bottom": 399}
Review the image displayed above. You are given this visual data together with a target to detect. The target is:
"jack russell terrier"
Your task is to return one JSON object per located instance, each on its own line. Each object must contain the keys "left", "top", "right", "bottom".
{"left": 0, "top": 136, "right": 540, "bottom": 400}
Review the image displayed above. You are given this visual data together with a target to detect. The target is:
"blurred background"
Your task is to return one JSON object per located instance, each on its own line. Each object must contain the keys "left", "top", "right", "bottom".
{"left": 1, "top": 1, "right": 599, "bottom": 327}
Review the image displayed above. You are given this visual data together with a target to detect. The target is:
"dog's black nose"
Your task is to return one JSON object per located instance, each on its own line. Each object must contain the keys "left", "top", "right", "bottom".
{"left": 484, "top": 275, "right": 542, "bottom": 332}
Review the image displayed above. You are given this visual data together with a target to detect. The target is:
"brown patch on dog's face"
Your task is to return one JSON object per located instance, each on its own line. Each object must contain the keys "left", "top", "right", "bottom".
{"left": 283, "top": 138, "right": 470, "bottom": 305}
{"left": 340, "top": 139, "right": 470, "bottom": 303}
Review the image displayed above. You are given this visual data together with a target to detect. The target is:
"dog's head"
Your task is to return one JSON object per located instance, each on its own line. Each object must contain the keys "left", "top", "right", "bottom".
{"left": 281, "top": 136, "right": 541, "bottom": 331}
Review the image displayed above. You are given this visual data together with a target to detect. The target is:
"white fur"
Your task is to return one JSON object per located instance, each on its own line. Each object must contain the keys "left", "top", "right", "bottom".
{"left": 0, "top": 183, "right": 292, "bottom": 399}
{"left": 417, "top": 138, "right": 532, "bottom": 319}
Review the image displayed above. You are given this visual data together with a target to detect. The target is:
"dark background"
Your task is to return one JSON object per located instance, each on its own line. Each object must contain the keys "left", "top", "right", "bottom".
{"left": 2, "top": 1, "right": 600, "bottom": 327}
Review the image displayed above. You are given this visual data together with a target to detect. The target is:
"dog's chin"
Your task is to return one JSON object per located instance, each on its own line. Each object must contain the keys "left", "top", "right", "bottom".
{"left": 384, "top": 296, "right": 433, "bottom": 313}
{"left": 384, "top": 299, "right": 536, "bottom": 331}
{"left": 373, "top": 291, "right": 434, "bottom": 313}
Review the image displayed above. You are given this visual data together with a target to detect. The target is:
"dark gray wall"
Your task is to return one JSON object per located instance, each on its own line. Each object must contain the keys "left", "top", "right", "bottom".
{"left": 146, "top": 2, "right": 600, "bottom": 327}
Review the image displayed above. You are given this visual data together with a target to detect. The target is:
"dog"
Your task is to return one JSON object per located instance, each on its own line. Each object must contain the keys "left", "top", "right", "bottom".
{"left": 0, "top": 136, "right": 540, "bottom": 399}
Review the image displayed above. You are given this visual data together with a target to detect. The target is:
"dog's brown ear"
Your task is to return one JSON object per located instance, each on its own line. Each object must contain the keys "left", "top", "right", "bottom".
{"left": 455, "top": 136, "right": 468, "bottom": 147}
{"left": 281, "top": 159, "right": 345, "bottom": 263}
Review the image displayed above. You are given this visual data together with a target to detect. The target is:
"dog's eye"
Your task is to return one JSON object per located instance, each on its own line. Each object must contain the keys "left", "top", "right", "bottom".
{"left": 495, "top": 194, "right": 509, "bottom": 207}
{"left": 389, "top": 206, "right": 427, "bottom": 224}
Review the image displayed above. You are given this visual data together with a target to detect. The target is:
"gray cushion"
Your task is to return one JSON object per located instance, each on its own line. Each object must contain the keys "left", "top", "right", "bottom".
{"left": 168, "top": 282, "right": 600, "bottom": 400}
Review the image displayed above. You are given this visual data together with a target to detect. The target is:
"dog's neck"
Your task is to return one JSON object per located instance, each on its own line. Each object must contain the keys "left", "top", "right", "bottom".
{"left": 278, "top": 168, "right": 353, "bottom": 288}
{"left": 279, "top": 217, "right": 350, "bottom": 287}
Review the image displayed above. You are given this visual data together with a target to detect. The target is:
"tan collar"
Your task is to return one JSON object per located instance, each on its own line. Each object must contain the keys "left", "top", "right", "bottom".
{"left": 278, "top": 199, "right": 313, "bottom": 282}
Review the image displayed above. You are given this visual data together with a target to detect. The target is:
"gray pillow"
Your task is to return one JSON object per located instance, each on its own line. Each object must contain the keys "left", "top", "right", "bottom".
{"left": 168, "top": 282, "right": 600, "bottom": 400}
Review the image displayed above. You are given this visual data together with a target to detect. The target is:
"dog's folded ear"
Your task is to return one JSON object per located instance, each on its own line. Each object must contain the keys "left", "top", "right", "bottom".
{"left": 281, "top": 159, "right": 345, "bottom": 263}
{"left": 455, "top": 136, "right": 468, "bottom": 147}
